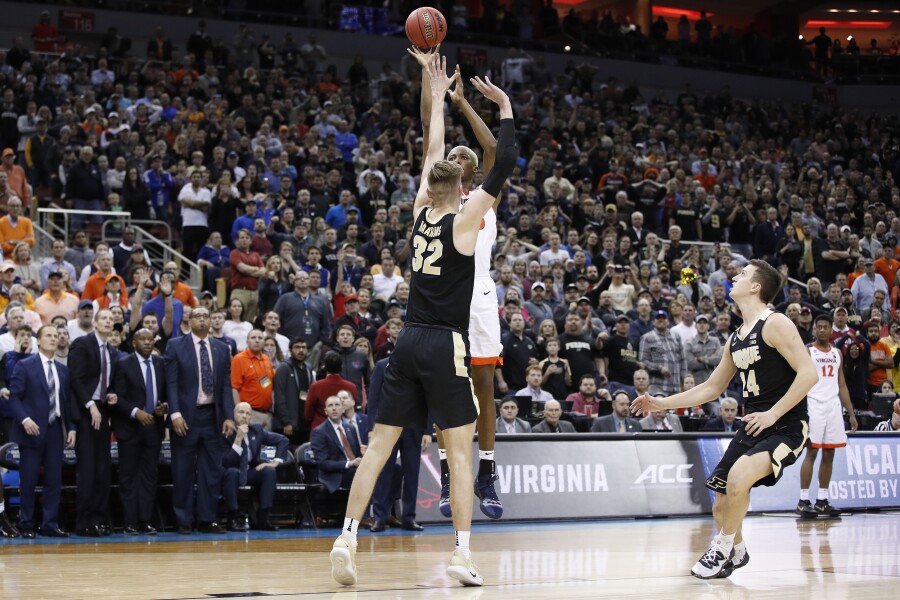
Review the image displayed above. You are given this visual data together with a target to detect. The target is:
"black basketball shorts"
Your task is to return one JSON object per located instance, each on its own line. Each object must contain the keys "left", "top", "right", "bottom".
{"left": 706, "top": 419, "right": 809, "bottom": 493}
{"left": 377, "top": 324, "right": 479, "bottom": 431}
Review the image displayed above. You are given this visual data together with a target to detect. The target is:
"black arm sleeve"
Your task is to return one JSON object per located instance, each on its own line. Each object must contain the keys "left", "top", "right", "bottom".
{"left": 481, "top": 118, "right": 517, "bottom": 198}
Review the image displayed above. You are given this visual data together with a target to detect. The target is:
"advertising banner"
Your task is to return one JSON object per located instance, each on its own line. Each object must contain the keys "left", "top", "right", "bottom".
{"left": 414, "top": 435, "right": 900, "bottom": 522}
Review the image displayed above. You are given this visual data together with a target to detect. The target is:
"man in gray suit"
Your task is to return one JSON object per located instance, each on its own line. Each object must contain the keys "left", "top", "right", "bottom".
{"left": 531, "top": 399, "right": 576, "bottom": 433}
{"left": 640, "top": 409, "right": 684, "bottom": 432}
{"left": 591, "top": 391, "right": 642, "bottom": 432}
{"left": 496, "top": 397, "right": 531, "bottom": 434}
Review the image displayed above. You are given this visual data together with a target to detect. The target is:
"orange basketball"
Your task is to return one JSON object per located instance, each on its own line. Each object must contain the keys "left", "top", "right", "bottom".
{"left": 405, "top": 7, "right": 447, "bottom": 50}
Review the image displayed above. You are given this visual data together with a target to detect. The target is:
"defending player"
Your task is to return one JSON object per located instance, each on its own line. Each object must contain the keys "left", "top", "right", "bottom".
{"left": 797, "top": 314, "right": 858, "bottom": 518}
{"left": 329, "top": 52, "right": 516, "bottom": 587}
{"left": 631, "top": 260, "right": 817, "bottom": 579}
{"left": 410, "top": 46, "right": 504, "bottom": 519}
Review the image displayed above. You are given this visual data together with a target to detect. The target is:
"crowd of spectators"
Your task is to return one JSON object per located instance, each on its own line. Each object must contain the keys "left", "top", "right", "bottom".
{"left": 0, "top": 9, "right": 898, "bottom": 535}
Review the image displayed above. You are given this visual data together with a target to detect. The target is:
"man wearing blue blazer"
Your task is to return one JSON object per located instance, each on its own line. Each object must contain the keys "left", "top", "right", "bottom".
{"left": 7, "top": 325, "right": 76, "bottom": 538}
{"left": 222, "top": 401, "right": 289, "bottom": 531}
{"left": 164, "top": 306, "right": 234, "bottom": 534}
{"left": 311, "top": 395, "right": 363, "bottom": 494}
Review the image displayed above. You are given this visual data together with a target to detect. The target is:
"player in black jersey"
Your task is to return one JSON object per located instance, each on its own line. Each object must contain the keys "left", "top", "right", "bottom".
{"left": 330, "top": 52, "right": 517, "bottom": 588}
{"left": 632, "top": 259, "right": 817, "bottom": 579}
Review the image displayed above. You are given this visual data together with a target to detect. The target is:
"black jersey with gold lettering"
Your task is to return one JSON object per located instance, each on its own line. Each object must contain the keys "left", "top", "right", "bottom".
{"left": 407, "top": 208, "right": 475, "bottom": 332}
{"left": 729, "top": 309, "right": 807, "bottom": 422}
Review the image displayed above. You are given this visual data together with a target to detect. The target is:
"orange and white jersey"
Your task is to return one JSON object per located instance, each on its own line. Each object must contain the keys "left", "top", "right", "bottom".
{"left": 807, "top": 344, "right": 841, "bottom": 403}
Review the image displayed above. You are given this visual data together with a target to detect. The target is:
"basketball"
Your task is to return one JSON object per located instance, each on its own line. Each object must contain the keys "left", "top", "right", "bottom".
{"left": 405, "top": 7, "right": 447, "bottom": 50}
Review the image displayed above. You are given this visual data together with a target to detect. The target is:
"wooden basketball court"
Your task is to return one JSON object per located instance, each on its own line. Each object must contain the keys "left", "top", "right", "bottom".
{"left": 1, "top": 513, "right": 898, "bottom": 599}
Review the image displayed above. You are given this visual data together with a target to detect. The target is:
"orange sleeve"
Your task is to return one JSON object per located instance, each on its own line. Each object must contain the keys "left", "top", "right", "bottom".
{"left": 230, "top": 353, "right": 245, "bottom": 390}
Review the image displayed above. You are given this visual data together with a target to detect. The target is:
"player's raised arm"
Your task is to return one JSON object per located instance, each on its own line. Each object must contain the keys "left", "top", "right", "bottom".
{"left": 454, "top": 77, "right": 516, "bottom": 252}
{"left": 449, "top": 65, "right": 497, "bottom": 186}
{"left": 631, "top": 333, "right": 738, "bottom": 415}
{"left": 408, "top": 46, "right": 437, "bottom": 151}
{"left": 743, "top": 312, "right": 818, "bottom": 436}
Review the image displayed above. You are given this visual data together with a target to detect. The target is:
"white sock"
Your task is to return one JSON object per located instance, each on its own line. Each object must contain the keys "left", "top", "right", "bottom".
{"left": 733, "top": 540, "right": 746, "bottom": 559}
{"left": 438, "top": 448, "right": 447, "bottom": 460}
{"left": 342, "top": 518, "right": 359, "bottom": 541}
{"left": 799, "top": 489, "right": 810, "bottom": 501}
{"left": 456, "top": 530, "right": 471, "bottom": 557}
{"left": 818, "top": 489, "right": 829, "bottom": 501}
{"left": 717, "top": 531, "right": 735, "bottom": 553}
{"left": 0, "top": 500, "right": 4, "bottom": 514}
{"left": 479, "top": 450, "right": 494, "bottom": 461}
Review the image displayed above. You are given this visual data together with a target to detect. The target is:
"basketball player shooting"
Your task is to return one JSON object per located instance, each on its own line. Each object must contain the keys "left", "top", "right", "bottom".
{"left": 631, "top": 260, "right": 818, "bottom": 579}
{"left": 408, "top": 45, "right": 504, "bottom": 520}
{"left": 797, "top": 314, "right": 857, "bottom": 518}
{"left": 330, "top": 52, "right": 516, "bottom": 587}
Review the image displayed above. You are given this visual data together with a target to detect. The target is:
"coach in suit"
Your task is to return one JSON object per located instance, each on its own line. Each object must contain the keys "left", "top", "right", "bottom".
{"left": 69, "top": 307, "right": 118, "bottom": 537}
{"left": 310, "top": 395, "right": 362, "bottom": 494}
{"left": 273, "top": 337, "right": 315, "bottom": 444}
{"left": 367, "top": 357, "right": 426, "bottom": 532}
{"left": 341, "top": 390, "right": 369, "bottom": 446}
{"left": 701, "top": 398, "right": 744, "bottom": 433}
{"left": 7, "top": 324, "right": 75, "bottom": 537}
{"left": 164, "top": 305, "right": 234, "bottom": 534}
{"left": 222, "top": 402, "right": 289, "bottom": 531}
{"left": 111, "top": 328, "right": 167, "bottom": 535}
{"left": 496, "top": 397, "right": 532, "bottom": 434}
{"left": 591, "top": 392, "right": 642, "bottom": 433}
{"left": 531, "top": 400, "right": 576, "bottom": 433}
{"left": 639, "top": 410, "right": 684, "bottom": 432}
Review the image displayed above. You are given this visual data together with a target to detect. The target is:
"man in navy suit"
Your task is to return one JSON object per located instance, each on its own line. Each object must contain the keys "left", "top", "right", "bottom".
{"left": 591, "top": 392, "right": 643, "bottom": 433}
{"left": 222, "top": 402, "right": 289, "bottom": 531}
{"left": 69, "top": 307, "right": 119, "bottom": 537}
{"left": 367, "top": 357, "right": 428, "bottom": 532}
{"left": 110, "top": 328, "right": 168, "bottom": 535}
{"left": 7, "top": 325, "right": 76, "bottom": 538}
{"left": 164, "top": 305, "right": 234, "bottom": 534}
{"left": 310, "top": 395, "right": 362, "bottom": 494}
{"left": 339, "top": 390, "right": 368, "bottom": 447}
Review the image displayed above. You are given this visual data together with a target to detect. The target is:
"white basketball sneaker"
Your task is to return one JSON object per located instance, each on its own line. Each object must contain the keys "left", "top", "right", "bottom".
{"left": 447, "top": 549, "right": 484, "bottom": 586}
{"left": 691, "top": 536, "right": 734, "bottom": 579}
{"left": 330, "top": 533, "right": 358, "bottom": 586}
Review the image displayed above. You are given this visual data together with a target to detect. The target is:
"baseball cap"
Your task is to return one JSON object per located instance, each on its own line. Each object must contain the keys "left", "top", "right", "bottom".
{"left": 841, "top": 288, "right": 852, "bottom": 294}
{"left": 800, "top": 306, "right": 812, "bottom": 314}
{"left": 577, "top": 296, "right": 592, "bottom": 304}
{"left": 78, "top": 299, "right": 93, "bottom": 310}
{"left": 700, "top": 295, "right": 712, "bottom": 302}
{"left": 531, "top": 281, "right": 546, "bottom": 291}
{"left": 387, "top": 299, "right": 402, "bottom": 309}
{"left": 47, "top": 269, "right": 64, "bottom": 279}
{"left": 105, "top": 274, "right": 120, "bottom": 283}
{"left": 200, "top": 290, "right": 214, "bottom": 299}
{"left": 615, "top": 314, "right": 631, "bottom": 323}
{"left": 108, "top": 112, "right": 119, "bottom": 119}
{"left": 653, "top": 310, "right": 668, "bottom": 319}
{"left": 0, "top": 260, "right": 14, "bottom": 271}
{"left": 346, "top": 206, "right": 360, "bottom": 214}
{"left": 1, "top": 148, "right": 14, "bottom": 157}
{"left": 227, "top": 151, "right": 239, "bottom": 159}
{"left": 84, "top": 107, "right": 95, "bottom": 115}
{"left": 833, "top": 306, "right": 848, "bottom": 315}
{"left": 695, "top": 314, "right": 709, "bottom": 322}
{"left": 605, "top": 203, "right": 617, "bottom": 212}
{"left": 344, "top": 293, "right": 359, "bottom": 303}
{"left": 865, "top": 319, "right": 880, "bottom": 329}
{"left": 864, "top": 258, "right": 874, "bottom": 266}
{"left": 565, "top": 283, "right": 578, "bottom": 292}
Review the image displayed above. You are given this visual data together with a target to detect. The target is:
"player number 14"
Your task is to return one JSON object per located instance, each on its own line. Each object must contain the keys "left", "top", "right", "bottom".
{"left": 740, "top": 370, "right": 760, "bottom": 397}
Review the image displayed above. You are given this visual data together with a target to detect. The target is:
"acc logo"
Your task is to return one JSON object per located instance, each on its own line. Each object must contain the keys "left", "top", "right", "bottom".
{"left": 634, "top": 464, "right": 693, "bottom": 484}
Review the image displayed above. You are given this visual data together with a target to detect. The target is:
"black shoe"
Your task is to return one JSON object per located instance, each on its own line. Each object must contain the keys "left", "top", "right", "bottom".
{"left": 123, "top": 525, "right": 141, "bottom": 536}
{"left": 198, "top": 521, "right": 226, "bottom": 534}
{"left": 369, "top": 520, "right": 387, "bottom": 532}
{"left": 177, "top": 524, "right": 193, "bottom": 535}
{"left": 19, "top": 524, "right": 36, "bottom": 539}
{"left": 40, "top": 527, "right": 70, "bottom": 538}
{"left": 97, "top": 524, "right": 112, "bottom": 537}
{"left": 796, "top": 499, "right": 817, "bottom": 519}
{"left": 139, "top": 523, "right": 157, "bottom": 535}
{"left": 814, "top": 499, "right": 842, "bottom": 517}
{"left": 227, "top": 517, "right": 249, "bottom": 532}
{"left": 401, "top": 521, "right": 424, "bottom": 531}
{"left": 0, "top": 513, "right": 20, "bottom": 538}
{"left": 257, "top": 519, "right": 279, "bottom": 531}
{"left": 78, "top": 525, "right": 102, "bottom": 538}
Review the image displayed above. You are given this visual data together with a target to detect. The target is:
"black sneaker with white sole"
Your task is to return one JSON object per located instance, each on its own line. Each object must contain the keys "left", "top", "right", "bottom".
{"left": 718, "top": 547, "right": 750, "bottom": 578}
{"left": 796, "top": 499, "right": 818, "bottom": 518}
{"left": 814, "top": 499, "right": 842, "bottom": 517}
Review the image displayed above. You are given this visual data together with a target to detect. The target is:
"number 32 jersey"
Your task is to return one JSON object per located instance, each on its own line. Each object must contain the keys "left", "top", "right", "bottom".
{"left": 407, "top": 208, "right": 475, "bottom": 332}
{"left": 730, "top": 308, "right": 808, "bottom": 422}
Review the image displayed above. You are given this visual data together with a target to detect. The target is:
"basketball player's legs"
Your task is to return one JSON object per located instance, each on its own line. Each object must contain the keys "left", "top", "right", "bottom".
{"left": 798, "top": 445, "right": 821, "bottom": 516}
{"left": 442, "top": 419, "right": 484, "bottom": 586}
{"left": 331, "top": 423, "right": 403, "bottom": 586}
{"left": 801, "top": 399, "right": 845, "bottom": 516}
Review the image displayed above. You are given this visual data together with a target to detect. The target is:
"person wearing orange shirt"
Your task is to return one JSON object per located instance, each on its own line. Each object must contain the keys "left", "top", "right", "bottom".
{"left": 34, "top": 269, "right": 81, "bottom": 324}
{"left": 231, "top": 329, "right": 276, "bottom": 431}
{"left": 874, "top": 251, "right": 900, "bottom": 290}
{"left": 0, "top": 196, "right": 35, "bottom": 256}
{"left": 81, "top": 253, "right": 127, "bottom": 304}
{"left": 866, "top": 320, "right": 893, "bottom": 400}
{"left": 0, "top": 148, "right": 29, "bottom": 206}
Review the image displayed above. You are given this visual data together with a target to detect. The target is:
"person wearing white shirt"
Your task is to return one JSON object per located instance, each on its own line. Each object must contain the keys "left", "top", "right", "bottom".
{"left": 0, "top": 303, "right": 37, "bottom": 356}
{"left": 670, "top": 304, "right": 698, "bottom": 345}
{"left": 539, "top": 233, "right": 568, "bottom": 267}
{"left": 372, "top": 255, "right": 404, "bottom": 301}
{"left": 178, "top": 170, "right": 213, "bottom": 264}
